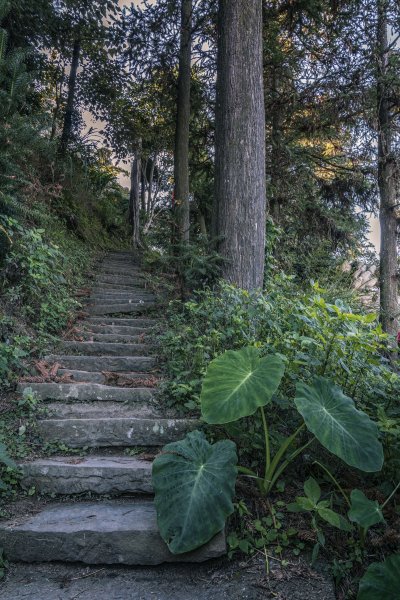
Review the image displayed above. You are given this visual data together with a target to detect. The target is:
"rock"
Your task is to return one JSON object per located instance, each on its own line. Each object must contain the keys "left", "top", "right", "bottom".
{"left": 0, "top": 501, "right": 225, "bottom": 565}
{"left": 58, "top": 341, "right": 153, "bottom": 356}
{"left": 17, "top": 382, "right": 155, "bottom": 402}
{"left": 20, "top": 456, "right": 153, "bottom": 495}
{"left": 44, "top": 355, "right": 156, "bottom": 372}
{"left": 38, "top": 406, "right": 198, "bottom": 447}
{"left": 88, "top": 302, "right": 156, "bottom": 316}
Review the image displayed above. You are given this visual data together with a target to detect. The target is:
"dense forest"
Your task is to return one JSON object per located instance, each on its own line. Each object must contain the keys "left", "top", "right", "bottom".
{"left": 0, "top": 0, "right": 399, "bottom": 598}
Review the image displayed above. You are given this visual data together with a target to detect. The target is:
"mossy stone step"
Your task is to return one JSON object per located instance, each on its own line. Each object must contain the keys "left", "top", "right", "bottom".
{"left": 59, "top": 341, "right": 153, "bottom": 356}
{"left": 56, "top": 369, "right": 158, "bottom": 384}
{"left": 0, "top": 501, "right": 225, "bottom": 565}
{"left": 88, "top": 302, "right": 156, "bottom": 316}
{"left": 17, "top": 382, "right": 155, "bottom": 402}
{"left": 20, "top": 456, "right": 153, "bottom": 495}
{"left": 38, "top": 403, "right": 199, "bottom": 448}
{"left": 45, "top": 355, "right": 156, "bottom": 372}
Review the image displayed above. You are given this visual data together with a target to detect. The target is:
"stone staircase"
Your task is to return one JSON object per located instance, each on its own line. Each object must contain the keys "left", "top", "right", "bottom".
{"left": 0, "top": 252, "right": 225, "bottom": 565}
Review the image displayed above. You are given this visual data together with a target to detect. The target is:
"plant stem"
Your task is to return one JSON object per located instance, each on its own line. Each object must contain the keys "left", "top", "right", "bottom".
{"left": 260, "top": 406, "right": 271, "bottom": 478}
{"left": 381, "top": 480, "right": 400, "bottom": 509}
{"left": 320, "top": 331, "right": 337, "bottom": 376}
{"left": 313, "top": 460, "right": 350, "bottom": 507}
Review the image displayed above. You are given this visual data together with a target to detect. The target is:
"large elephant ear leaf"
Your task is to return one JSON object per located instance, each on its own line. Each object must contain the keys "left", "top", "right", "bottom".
{"left": 295, "top": 377, "right": 383, "bottom": 472}
{"left": 357, "top": 554, "right": 400, "bottom": 599}
{"left": 201, "top": 346, "right": 285, "bottom": 424}
{"left": 152, "top": 430, "right": 237, "bottom": 555}
{"left": 348, "top": 489, "right": 385, "bottom": 529}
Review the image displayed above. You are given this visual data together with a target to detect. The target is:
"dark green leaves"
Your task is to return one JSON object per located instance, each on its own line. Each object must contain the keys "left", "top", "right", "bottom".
{"left": 201, "top": 347, "right": 285, "bottom": 424}
{"left": 295, "top": 378, "right": 384, "bottom": 472}
{"left": 357, "top": 554, "right": 400, "bottom": 599}
{"left": 152, "top": 430, "right": 237, "bottom": 554}
{"left": 348, "top": 489, "right": 385, "bottom": 529}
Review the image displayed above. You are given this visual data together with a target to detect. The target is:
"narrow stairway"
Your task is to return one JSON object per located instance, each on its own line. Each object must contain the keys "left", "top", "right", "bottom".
{"left": 0, "top": 251, "right": 225, "bottom": 564}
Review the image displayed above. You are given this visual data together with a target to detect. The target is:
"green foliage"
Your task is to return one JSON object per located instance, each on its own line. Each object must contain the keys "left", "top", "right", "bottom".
{"left": 295, "top": 378, "right": 384, "bottom": 472}
{"left": 200, "top": 347, "right": 285, "bottom": 424}
{"left": 357, "top": 554, "right": 400, "bottom": 600}
{"left": 152, "top": 430, "right": 237, "bottom": 554}
{"left": 348, "top": 489, "right": 385, "bottom": 531}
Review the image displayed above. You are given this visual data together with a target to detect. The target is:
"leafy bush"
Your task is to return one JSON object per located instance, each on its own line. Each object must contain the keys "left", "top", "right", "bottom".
{"left": 160, "top": 276, "right": 398, "bottom": 422}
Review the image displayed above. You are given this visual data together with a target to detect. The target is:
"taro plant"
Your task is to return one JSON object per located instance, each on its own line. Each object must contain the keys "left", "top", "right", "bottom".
{"left": 152, "top": 346, "right": 384, "bottom": 554}
{"left": 357, "top": 554, "right": 400, "bottom": 599}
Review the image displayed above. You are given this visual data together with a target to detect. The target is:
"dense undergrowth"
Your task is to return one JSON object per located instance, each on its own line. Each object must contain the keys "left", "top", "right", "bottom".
{"left": 154, "top": 268, "right": 400, "bottom": 598}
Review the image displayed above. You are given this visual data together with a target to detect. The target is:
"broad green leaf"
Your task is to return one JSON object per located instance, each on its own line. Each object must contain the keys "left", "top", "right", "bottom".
{"left": 348, "top": 489, "right": 385, "bottom": 529}
{"left": 201, "top": 347, "right": 285, "bottom": 424}
{"left": 295, "top": 378, "right": 384, "bottom": 472}
{"left": 287, "top": 496, "right": 315, "bottom": 512}
{"left": 357, "top": 554, "right": 400, "bottom": 599}
{"left": 317, "top": 507, "right": 352, "bottom": 531}
{"left": 0, "top": 442, "right": 16, "bottom": 468}
{"left": 304, "top": 477, "right": 321, "bottom": 504}
{"left": 152, "top": 430, "right": 237, "bottom": 554}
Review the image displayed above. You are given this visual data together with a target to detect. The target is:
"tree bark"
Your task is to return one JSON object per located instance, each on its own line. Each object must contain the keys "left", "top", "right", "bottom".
{"left": 130, "top": 143, "right": 142, "bottom": 249}
{"left": 59, "top": 35, "right": 80, "bottom": 155}
{"left": 214, "top": 0, "right": 266, "bottom": 290}
{"left": 173, "top": 0, "right": 192, "bottom": 243}
{"left": 377, "top": 0, "right": 399, "bottom": 336}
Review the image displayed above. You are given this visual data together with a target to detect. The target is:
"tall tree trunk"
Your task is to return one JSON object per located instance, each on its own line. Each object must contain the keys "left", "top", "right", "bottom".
{"left": 377, "top": 0, "right": 399, "bottom": 336}
{"left": 130, "top": 142, "right": 142, "bottom": 249}
{"left": 59, "top": 36, "right": 80, "bottom": 156}
{"left": 173, "top": 0, "right": 192, "bottom": 243}
{"left": 141, "top": 163, "right": 146, "bottom": 212}
{"left": 214, "top": 0, "right": 266, "bottom": 290}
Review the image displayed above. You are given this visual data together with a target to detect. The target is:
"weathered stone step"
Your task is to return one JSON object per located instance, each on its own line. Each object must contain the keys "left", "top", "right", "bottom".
{"left": 72, "top": 332, "right": 146, "bottom": 343}
{"left": 38, "top": 405, "right": 197, "bottom": 447}
{"left": 59, "top": 341, "right": 153, "bottom": 356}
{"left": 96, "top": 274, "right": 145, "bottom": 285}
{"left": 83, "top": 296, "right": 155, "bottom": 305}
{"left": 0, "top": 500, "right": 225, "bottom": 565}
{"left": 89, "top": 292, "right": 155, "bottom": 301}
{"left": 20, "top": 456, "right": 153, "bottom": 495}
{"left": 45, "top": 355, "right": 156, "bottom": 372}
{"left": 93, "top": 281, "right": 147, "bottom": 289}
{"left": 88, "top": 303, "right": 156, "bottom": 316}
{"left": 81, "top": 324, "right": 152, "bottom": 336}
{"left": 17, "top": 382, "right": 155, "bottom": 402}
{"left": 57, "top": 369, "right": 158, "bottom": 384}
{"left": 83, "top": 317, "right": 158, "bottom": 327}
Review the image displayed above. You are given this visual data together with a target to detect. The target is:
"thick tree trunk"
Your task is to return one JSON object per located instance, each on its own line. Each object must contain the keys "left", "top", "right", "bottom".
{"left": 214, "top": 0, "right": 266, "bottom": 290}
{"left": 377, "top": 0, "right": 399, "bottom": 336}
{"left": 130, "top": 142, "right": 142, "bottom": 249}
{"left": 173, "top": 0, "right": 192, "bottom": 243}
{"left": 59, "top": 36, "right": 80, "bottom": 155}
{"left": 141, "top": 163, "right": 146, "bottom": 212}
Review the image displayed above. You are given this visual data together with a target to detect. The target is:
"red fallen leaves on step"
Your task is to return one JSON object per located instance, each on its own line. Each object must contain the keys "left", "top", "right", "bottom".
{"left": 75, "top": 288, "right": 91, "bottom": 297}
{"left": 21, "top": 361, "right": 74, "bottom": 383}
{"left": 102, "top": 371, "right": 160, "bottom": 388}
{"left": 137, "top": 452, "right": 158, "bottom": 461}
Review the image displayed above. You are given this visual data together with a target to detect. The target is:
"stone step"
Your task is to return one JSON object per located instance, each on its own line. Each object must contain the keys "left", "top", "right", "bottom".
{"left": 45, "top": 355, "right": 156, "bottom": 372}
{"left": 38, "top": 404, "right": 198, "bottom": 447}
{"left": 88, "top": 303, "right": 156, "bottom": 316}
{"left": 59, "top": 341, "right": 153, "bottom": 356}
{"left": 17, "top": 382, "right": 155, "bottom": 402}
{"left": 89, "top": 292, "right": 155, "bottom": 300}
{"left": 92, "top": 282, "right": 147, "bottom": 292}
{"left": 83, "top": 296, "right": 155, "bottom": 305}
{"left": 83, "top": 317, "right": 158, "bottom": 327}
{"left": 81, "top": 324, "right": 153, "bottom": 336}
{"left": 20, "top": 456, "right": 153, "bottom": 495}
{"left": 0, "top": 500, "right": 225, "bottom": 564}
{"left": 72, "top": 332, "right": 146, "bottom": 343}
{"left": 57, "top": 369, "right": 158, "bottom": 384}
{"left": 95, "top": 274, "right": 145, "bottom": 283}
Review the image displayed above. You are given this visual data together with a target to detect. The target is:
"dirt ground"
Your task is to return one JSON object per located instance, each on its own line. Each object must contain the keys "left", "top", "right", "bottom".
{"left": 0, "top": 556, "right": 335, "bottom": 600}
